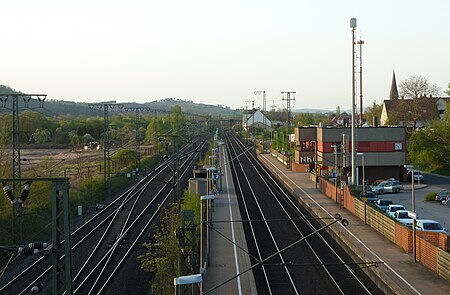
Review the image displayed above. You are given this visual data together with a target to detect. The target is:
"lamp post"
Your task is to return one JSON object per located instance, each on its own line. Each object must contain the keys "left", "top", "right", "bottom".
{"left": 314, "top": 140, "right": 318, "bottom": 189}
{"left": 350, "top": 17, "right": 357, "bottom": 186}
{"left": 404, "top": 164, "right": 417, "bottom": 263}
{"left": 331, "top": 144, "right": 338, "bottom": 203}
{"left": 356, "top": 153, "right": 365, "bottom": 197}
{"left": 357, "top": 153, "right": 366, "bottom": 224}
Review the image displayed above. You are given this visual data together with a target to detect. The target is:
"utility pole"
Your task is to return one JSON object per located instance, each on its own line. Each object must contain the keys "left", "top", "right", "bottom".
{"left": 357, "top": 39, "right": 365, "bottom": 126}
{"left": 244, "top": 106, "right": 248, "bottom": 144}
{"left": 1, "top": 177, "right": 73, "bottom": 295}
{"left": 350, "top": 18, "right": 357, "bottom": 185}
{"left": 254, "top": 91, "right": 266, "bottom": 152}
{"left": 0, "top": 93, "right": 46, "bottom": 242}
{"left": 281, "top": 92, "right": 295, "bottom": 169}
{"left": 124, "top": 107, "right": 156, "bottom": 176}
{"left": 245, "top": 100, "right": 255, "bottom": 143}
{"left": 88, "top": 102, "right": 123, "bottom": 197}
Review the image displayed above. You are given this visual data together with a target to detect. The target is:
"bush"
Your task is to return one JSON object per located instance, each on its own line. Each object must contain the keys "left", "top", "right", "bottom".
{"left": 424, "top": 192, "right": 437, "bottom": 201}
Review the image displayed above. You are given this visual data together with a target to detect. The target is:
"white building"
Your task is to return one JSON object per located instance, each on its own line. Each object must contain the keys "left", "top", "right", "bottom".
{"left": 243, "top": 110, "right": 272, "bottom": 131}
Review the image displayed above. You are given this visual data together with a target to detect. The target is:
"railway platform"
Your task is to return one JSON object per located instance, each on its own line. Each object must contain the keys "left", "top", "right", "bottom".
{"left": 259, "top": 154, "right": 450, "bottom": 295}
{"left": 201, "top": 144, "right": 257, "bottom": 294}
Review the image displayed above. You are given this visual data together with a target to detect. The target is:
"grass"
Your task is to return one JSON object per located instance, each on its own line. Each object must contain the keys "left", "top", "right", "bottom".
{"left": 424, "top": 191, "right": 438, "bottom": 202}
{"left": 428, "top": 168, "right": 450, "bottom": 177}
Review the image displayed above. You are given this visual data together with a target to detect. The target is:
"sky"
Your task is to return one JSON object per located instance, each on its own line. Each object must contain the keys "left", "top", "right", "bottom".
{"left": 2, "top": 0, "right": 449, "bottom": 111}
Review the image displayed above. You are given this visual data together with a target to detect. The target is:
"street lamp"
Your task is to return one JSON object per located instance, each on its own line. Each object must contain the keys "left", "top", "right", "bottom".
{"left": 357, "top": 153, "right": 367, "bottom": 224}
{"left": 331, "top": 144, "right": 338, "bottom": 203}
{"left": 350, "top": 17, "right": 357, "bottom": 186}
{"left": 404, "top": 164, "right": 417, "bottom": 263}
{"left": 356, "top": 153, "right": 365, "bottom": 197}
{"left": 313, "top": 140, "right": 318, "bottom": 189}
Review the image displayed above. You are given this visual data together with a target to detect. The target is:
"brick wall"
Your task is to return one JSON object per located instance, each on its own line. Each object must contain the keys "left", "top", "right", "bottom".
{"left": 395, "top": 223, "right": 412, "bottom": 253}
{"left": 438, "top": 233, "right": 449, "bottom": 251}
{"left": 291, "top": 162, "right": 309, "bottom": 172}
{"left": 416, "top": 236, "right": 438, "bottom": 272}
{"left": 416, "top": 231, "right": 440, "bottom": 246}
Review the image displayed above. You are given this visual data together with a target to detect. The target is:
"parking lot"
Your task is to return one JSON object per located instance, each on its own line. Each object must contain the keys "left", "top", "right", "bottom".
{"left": 372, "top": 172, "right": 450, "bottom": 231}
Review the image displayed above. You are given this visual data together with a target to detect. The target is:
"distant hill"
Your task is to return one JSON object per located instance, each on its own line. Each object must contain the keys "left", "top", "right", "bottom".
{"left": 0, "top": 85, "right": 21, "bottom": 95}
{"left": 0, "top": 86, "right": 238, "bottom": 117}
{"left": 292, "top": 108, "right": 332, "bottom": 114}
{"left": 292, "top": 108, "right": 353, "bottom": 114}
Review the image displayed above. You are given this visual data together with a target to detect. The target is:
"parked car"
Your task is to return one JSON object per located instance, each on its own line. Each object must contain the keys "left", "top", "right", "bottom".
{"left": 416, "top": 220, "right": 447, "bottom": 233}
{"left": 371, "top": 180, "right": 403, "bottom": 194}
{"left": 387, "top": 204, "right": 405, "bottom": 217}
{"left": 406, "top": 171, "right": 424, "bottom": 182}
{"left": 376, "top": 199, "right": 393, "bottom": 212}
{"left": 359, "top": 191, "right": 378, "bottom": 204}
{"left": 393, "top": 210, "right": 414, "bottom": 228}
{"left": 436, "top": 191, "right": 450, "bottom": 202}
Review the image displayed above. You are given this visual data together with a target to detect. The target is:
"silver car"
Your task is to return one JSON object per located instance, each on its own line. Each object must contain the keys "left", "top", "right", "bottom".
{"left": 371, "top": 180, "right": 403, "bottom": 194}
{"left": 387, "top": 204, "right": 405, "bottom": 218}
{"left": 416, "top": 220, "right": 447, "bottom": 234}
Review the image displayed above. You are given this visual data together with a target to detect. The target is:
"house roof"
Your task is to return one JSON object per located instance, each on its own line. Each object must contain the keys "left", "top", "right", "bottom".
{"left": 330, "top": 115, "right": 350, "bottom": 126}
{"left": 383, "top": 98, "right": 441, "bottom": 121}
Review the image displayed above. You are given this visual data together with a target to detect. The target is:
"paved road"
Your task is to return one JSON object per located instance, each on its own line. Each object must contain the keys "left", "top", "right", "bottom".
{"left": 376, "top": 172, "right": 450, "bottom": 230}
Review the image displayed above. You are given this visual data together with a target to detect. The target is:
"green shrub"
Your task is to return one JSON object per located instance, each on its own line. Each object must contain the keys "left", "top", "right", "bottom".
{"left": 424, "top": 192, "right": 437, "bottom": 201}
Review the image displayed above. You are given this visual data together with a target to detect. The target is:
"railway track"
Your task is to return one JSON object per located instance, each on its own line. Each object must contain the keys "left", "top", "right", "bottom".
{"left": 0, "top": 138, "right": 207, "bottom": 295}
{"left": 225, "top": 132, "right": 382, "bottom": 294}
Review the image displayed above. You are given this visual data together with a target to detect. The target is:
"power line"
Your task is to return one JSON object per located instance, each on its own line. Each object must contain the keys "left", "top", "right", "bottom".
{"left": 281, "top": 92, "right": 295, "bottom": 169}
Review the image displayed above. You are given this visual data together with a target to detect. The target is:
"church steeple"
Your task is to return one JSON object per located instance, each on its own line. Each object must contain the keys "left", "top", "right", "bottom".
{"left": 390, "top": 70, "right": 399, "bottom": 100}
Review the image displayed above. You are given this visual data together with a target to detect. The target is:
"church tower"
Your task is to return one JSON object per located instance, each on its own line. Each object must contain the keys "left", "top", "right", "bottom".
{"left": 389, "top": 71, "right": 399, "bottom": 100}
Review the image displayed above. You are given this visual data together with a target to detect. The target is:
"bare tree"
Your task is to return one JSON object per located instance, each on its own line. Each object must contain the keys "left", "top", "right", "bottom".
{"left": 388, "top": 98, "right": 438, "bottom": 130}
{"left": 399, "top": 75, "right": 440, "bottom": 99}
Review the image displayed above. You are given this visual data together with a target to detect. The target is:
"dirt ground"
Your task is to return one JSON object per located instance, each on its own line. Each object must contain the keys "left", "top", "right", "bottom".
{"left": 19, "top": 148, "right": 103, "bottom": 173}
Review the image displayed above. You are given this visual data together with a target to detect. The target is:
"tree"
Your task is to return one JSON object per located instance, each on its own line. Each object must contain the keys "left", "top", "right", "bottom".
{"left": 399, "top": 75, "right": 440, "bottom": 99}
{"left": 445, "top": 83, "right": 450, "bottom": 96}
{"left": 387, "top": 96, "right": 439, "bottom": 130}
{"left": 34, "top": 128, "right": 51, "bottom": 144}
{"left": 170, "top": 105, "right": 184, "bottom": 132}
{"left": 294, "top": 113, "right": 315, "bottom": 127}
{"left": 82, "top": 133, "right": 94, "bottom": 143}
{"left": 408, "top": 102, "right": 450, "bottom": 171}
{"left": 364, "top": 101, "right": 382, "bottom": 125}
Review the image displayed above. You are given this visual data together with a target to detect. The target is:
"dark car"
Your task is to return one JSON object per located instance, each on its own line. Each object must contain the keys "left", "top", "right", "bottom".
{"left": 376, "top": 199, "right": 393, "bottom": 212}
{"left": 406, "top": 171, "right": 424, "bottom": 182}
{"left": 359, "top": 192, "right": 378, "bottom": 204}
{"left": 435, "top": 191, "right": 450, "bottom": 202}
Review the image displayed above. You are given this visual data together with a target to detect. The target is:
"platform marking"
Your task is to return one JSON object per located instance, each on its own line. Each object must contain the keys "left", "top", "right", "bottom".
{"left": 224, "top": 144, "right": 242, "bottom": 295}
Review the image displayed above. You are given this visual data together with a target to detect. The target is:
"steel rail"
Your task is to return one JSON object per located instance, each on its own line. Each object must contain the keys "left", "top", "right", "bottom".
{"left": 74, "top": 140, "right": 206, "bottom": 294}
{"left": 84, "top": 153, "right": 196, "bottom": 294}
{"left": 226, "top": 135, "right": 298, "bottom": 294}
{"left": 231, "top": 132, "right": 372, "bottom": 294}
{"left": 229, "top": 132, "right": 343, "bottom": 293}
{"left": 96, "top": 144, "right": 203, "bottom": 294}
{"left": 5, "top": 141, "right": 199, "bottom": 295}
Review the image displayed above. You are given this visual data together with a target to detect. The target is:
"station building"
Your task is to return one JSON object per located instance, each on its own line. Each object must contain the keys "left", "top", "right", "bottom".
{"left": 293, "top": 126, "right": 406, "bottom": 183}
